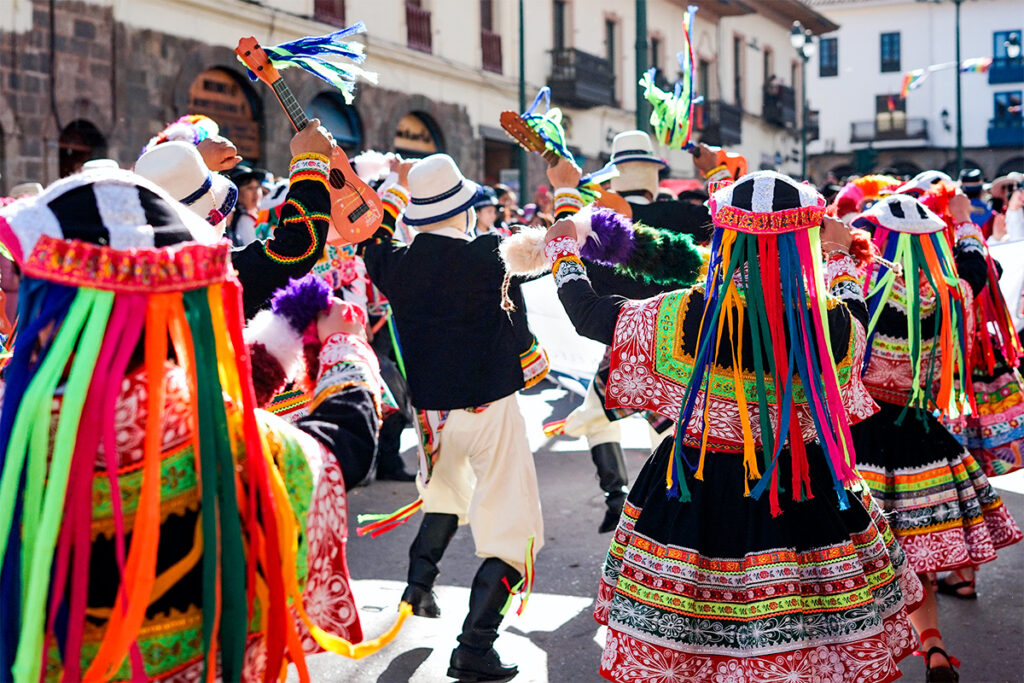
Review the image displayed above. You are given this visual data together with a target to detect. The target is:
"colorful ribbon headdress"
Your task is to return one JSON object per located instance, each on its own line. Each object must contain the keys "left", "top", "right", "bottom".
{"left": 239, "top": 22, "right": 378, "bottom": 103}
{"left": 520, "top": 87, "right": 618, "bottom": 204}
{"left": 854, "top": 194, "right": 971, "bottom": 419}
{"left": 0, "top": 170, "right": 305, "bottom": 682}
{"left": 641, "top": 5, "right": 700, "bottom": 149}
{"left": 672, "top": 171, "right": 859, "bottom": 513}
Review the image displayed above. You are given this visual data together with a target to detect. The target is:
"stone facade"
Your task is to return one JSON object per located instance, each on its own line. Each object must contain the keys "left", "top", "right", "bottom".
{"left": 810, "top": 147, "right": 1024, "bottom": 183}
{"left": 0, "top": 0, "right": 489, "bottom": 193}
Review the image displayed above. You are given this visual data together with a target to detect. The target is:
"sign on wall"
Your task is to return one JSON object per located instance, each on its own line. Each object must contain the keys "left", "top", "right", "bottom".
{"left": 394, "top": 113, "right": 439, "bottom": 154}
{"left": 188, "top": 69, "right": 261, "bottom": 160}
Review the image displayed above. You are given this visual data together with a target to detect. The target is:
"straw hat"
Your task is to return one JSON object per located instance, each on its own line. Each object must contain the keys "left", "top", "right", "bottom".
{"left": 135, "top": 141, "right": 238, "bottom": 230}
{"left": 402, "top": 154, "right": 481, "bottom": 227}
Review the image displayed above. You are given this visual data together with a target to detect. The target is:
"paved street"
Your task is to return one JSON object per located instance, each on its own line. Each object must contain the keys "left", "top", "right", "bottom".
{"left": 294, "top": 382, "right": 1024, "bottom": 683}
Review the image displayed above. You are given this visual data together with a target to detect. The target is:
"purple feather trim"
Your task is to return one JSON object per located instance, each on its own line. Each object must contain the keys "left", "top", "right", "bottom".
{"left": 579, "top": 208, "right": 636, "bottom": 265}
{"left": 270, "top": 274, "right": 333, "bottom": 333}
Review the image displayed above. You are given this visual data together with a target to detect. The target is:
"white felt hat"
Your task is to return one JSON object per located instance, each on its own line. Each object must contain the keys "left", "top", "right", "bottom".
{"left": 609, "top": 130, "right": 668, "bottom": 167}
{"left": 402, "top": 154, "right": 481, "bottom": 227}
{"left": 0, "top": 167, "right": 218, "bottom": 265}
{"left": 135, "top": 141, "right": 238, "bottom": 229}
{"left": 852, "top": 194, "right": 946, "bottom": 234}
{"left": 895, "top": 170, "right": 953, "bottom": 197}
{"left": 8, "top": 182, "right": 43, "bottom": 198}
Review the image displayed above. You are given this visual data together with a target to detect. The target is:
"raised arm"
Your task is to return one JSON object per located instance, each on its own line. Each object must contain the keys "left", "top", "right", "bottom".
{"left": 232, "top": 123, "right": 335, "bottom": 319}
{"left": 544, "top": 219, "right": 627, "bottom": 345}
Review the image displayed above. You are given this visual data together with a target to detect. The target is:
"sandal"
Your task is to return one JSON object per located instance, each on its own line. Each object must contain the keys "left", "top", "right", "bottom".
{"left": 921, "top": 646, "right": 960, "bottom": 683}
{"left": 914, "top": 629, "right": 961, "bottom": 683}
{"left": 936, "top": 568, "right": 977, "bottom": 600}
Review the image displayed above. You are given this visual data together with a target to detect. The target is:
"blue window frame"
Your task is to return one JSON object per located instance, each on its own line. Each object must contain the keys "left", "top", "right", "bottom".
{"left": 880, "top": 32, "right": 900, "bottom": 73}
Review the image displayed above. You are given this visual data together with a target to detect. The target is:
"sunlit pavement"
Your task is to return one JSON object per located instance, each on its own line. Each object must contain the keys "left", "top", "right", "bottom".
{"left": 291, "top": 383, "right": 1024, "bottom": 682}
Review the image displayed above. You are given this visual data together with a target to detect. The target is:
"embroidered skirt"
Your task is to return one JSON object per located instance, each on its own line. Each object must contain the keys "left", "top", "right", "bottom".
{"left": 947, "top": 360, "right": 1024, "bottom": 477}
{"left": 595, "top": 437, "right": 923, "bottom": 683}
{"left": 855, "top": 401, "right": 1022, "bottom": 574}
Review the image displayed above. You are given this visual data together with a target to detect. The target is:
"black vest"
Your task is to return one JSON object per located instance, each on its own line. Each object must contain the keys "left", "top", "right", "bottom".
{"left": 363, "top": 232, "right": 530, "bottom": 410}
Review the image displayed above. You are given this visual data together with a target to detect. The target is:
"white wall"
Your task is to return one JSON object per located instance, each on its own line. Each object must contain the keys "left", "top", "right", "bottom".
{"left": 76, "top": 0, "right": 823, "bottom": 178}
{"left": 807, "top": 0, "right": 1020, "bottom": 156}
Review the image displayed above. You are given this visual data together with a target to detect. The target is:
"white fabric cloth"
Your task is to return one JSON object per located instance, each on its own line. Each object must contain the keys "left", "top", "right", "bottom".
{"left": 414, "top": 225, "right": 471, "bottom": 242}
{"left": 416, "top": 393, "right": 543, "bottom": 572}
{"left": 1005, "top": 209, "right": 1024, "bottom": 242}
{"left": 233, "top": 211, "right": 258, "bottom": 245}
{"left": 563, "top": 380, "right": 622, "bottom": 447}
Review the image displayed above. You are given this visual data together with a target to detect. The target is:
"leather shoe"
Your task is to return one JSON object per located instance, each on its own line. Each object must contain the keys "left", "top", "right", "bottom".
{"left": 401, "top": 583, "right": 441, "bottom": 618}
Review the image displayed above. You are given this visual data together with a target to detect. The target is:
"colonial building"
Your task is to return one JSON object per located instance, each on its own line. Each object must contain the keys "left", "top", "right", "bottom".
{"left": 806, "top": 0, "right": 1023, "bottom": 182}
{"left": 0, "top": 0, "right": 835, "bottom": 195}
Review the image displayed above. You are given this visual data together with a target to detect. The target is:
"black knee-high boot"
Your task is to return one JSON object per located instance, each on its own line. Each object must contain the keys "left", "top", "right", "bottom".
{"left": 591, "top": 442, "right": 628, "bottom": 533}
{"left": 401, "top": 512, "right": 459, "bottom": 617}
{"left": 447, "top": 558, "right": 521, "bottom": 682}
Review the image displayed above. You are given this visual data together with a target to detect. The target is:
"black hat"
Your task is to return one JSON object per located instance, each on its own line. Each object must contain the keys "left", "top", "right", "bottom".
{"left": 228, "top": 164, "right": 268, "bottom": 186}
{"left": 959, "top": 168, "right": 984, "bottom": 184}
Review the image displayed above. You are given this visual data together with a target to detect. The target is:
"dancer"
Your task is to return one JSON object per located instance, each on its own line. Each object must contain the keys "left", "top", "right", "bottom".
{"left": 543, "top": 170, "right": 923, "bottom": 682}
{"left": 0, "top": 164, "right": 402, "bottom": 680}
{"left": 551, "top": 134, "right": 724, "bottom": 533}
{"left": 849, "top": 191, "right": 1022, "bottom": 682}
{"left": 137, "top": 117, "right": 334, "bottom": 319}
{"left": 361, "top": 154, "right": 545, "bottom": 682}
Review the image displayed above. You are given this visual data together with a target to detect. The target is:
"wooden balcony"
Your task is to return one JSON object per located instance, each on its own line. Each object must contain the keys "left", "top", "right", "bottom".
{"left": 481, "top": 28, "right": 502, "bottom": 73}
{"left": 695, "top": 100, "right": 743, "bottom": 146}
{"left": 762, "top": 84, "right": 796, "bottom": 129}
{"left": 988, "top": 117, "right": 1024, "bottom": 147}
{"left": 850, "top": 117, "right": 928, "bottom": 143}
{"left": 548, "top": 48, "right": 616, "bottom": 108}
{"left": 406, "top": 3, "right": 432, "bottom": 53}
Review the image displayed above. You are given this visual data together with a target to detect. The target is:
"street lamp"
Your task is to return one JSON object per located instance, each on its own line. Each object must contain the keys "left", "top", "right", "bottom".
{"left": 791, "top": 21, "right": 815, "bottom": 180}
{"left": 918, "top": 0, "right": 966, "bottom": 175}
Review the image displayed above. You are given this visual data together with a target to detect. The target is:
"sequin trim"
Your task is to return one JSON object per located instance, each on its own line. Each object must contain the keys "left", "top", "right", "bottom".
{"left": 712, "top": 204, "right": 825, "bottom": 235}
{"left": 23, "top": 236, "right": 232, "bottom": 292}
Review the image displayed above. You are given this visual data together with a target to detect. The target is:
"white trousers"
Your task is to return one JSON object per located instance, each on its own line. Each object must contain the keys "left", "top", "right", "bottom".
{"left": 563, "top": 380, "right": 663, "bottom": 449}
{"left": 416, "top": 393, "right": 543, "bottom": 572}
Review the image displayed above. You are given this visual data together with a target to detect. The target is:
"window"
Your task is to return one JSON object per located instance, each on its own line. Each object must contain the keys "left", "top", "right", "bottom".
{"left": 481, "top": 0, "right": 501, "bottom": 72}
{"left": 605, "top": 19, "right": 617, "bottom": 66}
{"left": 819, "top": 37, "right": 837, "bottom": 77}
{"left": 698, "top": 58, "right": 710, "bottom": 100}
{"left": 480, "top": 0, "right": 493, "bottom": 31}
{"left": 994, "top": 91, "right": 1023, "bottom": 122}
{"left": 313, "top": 0, "right": 344, "bottom": 25}
{"left": 650, "top": 35, "right": 661, "bottom": 71}
{"left": 875, "top": 93, "right": 906, "bottom": 133}
{"left": 553, "top": 0, "right": 567, "bottom": 50}
{"left": 880, "top": 32, "right": 900, "bottom": 73}
{"left": 406, "top": 1, "right": 432, "bottom": 53}
{"left": 994, "top": 30, "right": 1022, "bottom": 59}
{"left": 763, "top": 47, "right": 773, "bottom": 88}
{"left": 733, "top": 35, "right": 743, "bottom": 106}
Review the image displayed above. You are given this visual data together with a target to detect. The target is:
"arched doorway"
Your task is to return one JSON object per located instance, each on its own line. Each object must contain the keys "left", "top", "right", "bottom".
{"left": 828, "top": 164, "right": 856, "bottom": 182}
{"left": 188, "top": 68, "right": 262, "bottom": 162}
{"left": 995, "top": 156, "right": 1024, "bottom": 178}
{"left": 307, "top": 92, "right": 362, "bottom": 151}
{"left": 886, "top": 160, "right": 921, "bottom": 178}
{"left": 394, "top": 112, "right": 443, "bottom": 157}
{"left": 940, "top": 158, "right": 983, "bottom": 178}
{"left": 59, "top": 120, "right": 107, "bottom": 177}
